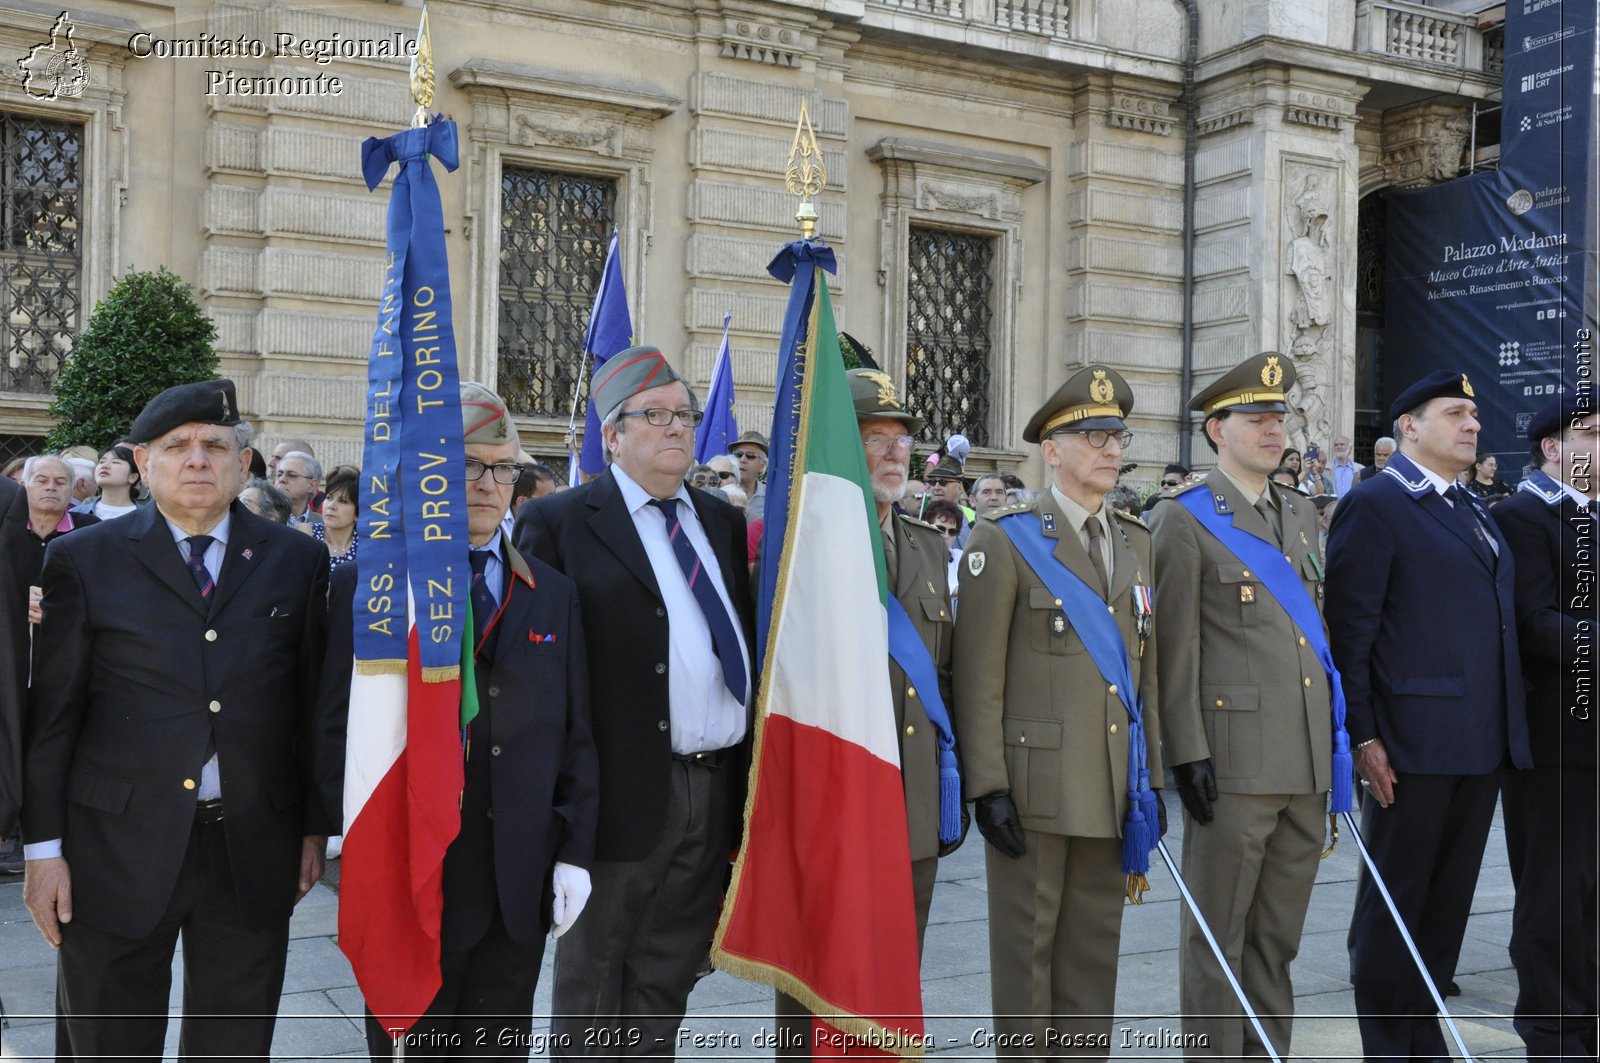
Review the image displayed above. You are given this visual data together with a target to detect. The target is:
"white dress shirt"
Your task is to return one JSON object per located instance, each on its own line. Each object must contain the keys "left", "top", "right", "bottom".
{"left": 611, "top": 464, "right": 749, "bottom": 754}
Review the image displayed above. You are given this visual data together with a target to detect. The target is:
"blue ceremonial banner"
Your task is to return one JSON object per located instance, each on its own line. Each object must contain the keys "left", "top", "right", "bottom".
{"left": 695, "top": 312, "right": 739, "bottom": 464}
{"left": 756, "top": 239, "right": 836, "bottom": 663}
{"left": 577, "top": 231, "right": 633, "bottom": 477}
{"left": 354, "top": 120, "right": 470, "bottom": 680}
{"left": 1384, "top": 0, "right": 1596, "bottom": 459}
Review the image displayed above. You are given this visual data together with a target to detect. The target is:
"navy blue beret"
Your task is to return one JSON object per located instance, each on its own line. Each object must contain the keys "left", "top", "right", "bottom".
{"left": 128, "top": 379, "right": 240, "bottom": 444}
{"left": 1526, "top": 388, "right": 1596, "bottom": 443}
{"left": 1389, "top": 370, "right": 1477, "bottom": 422}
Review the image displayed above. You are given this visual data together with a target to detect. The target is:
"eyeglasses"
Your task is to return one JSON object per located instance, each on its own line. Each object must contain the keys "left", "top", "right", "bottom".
{"left": 464, "top": 459, "right": 525, "bottom": 485}
{"left": 622, "top": 408, "right": 704, "bottom": 428}
{"left": 934, "top": 524, "right": 959, "bottom": 537}
{"left": 717, "top": 471, "right": 736, "bottom": 481}
{"left": 274, "top": 469, "right": 311, "bottom": 482}
{"left": 1161, "top": 477, "right": 1183, "bottom": 488}
{"left": 862, "top": 434, "right": 915, "bottom": 454}
{"left": 689, "top": 475, "right": 719, "bottom": 487}
{"left": 1052, "top": 428, "right": 1133, "bottom": 450}
{"left": 731, "top": 449, "right": 764, "bottom": 461}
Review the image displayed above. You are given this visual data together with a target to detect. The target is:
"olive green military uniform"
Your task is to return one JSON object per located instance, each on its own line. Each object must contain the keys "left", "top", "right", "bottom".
{"left": 1149, "top": 352, "right": 1333, "bottom": 1059}
{"left": 951, "top": 366, "right": 1160, "bottom": 1060}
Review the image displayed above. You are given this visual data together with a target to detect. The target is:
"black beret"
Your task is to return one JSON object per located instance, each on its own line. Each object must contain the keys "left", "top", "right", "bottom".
{"left": 1526, "top": 388, "right": 1596, "bottom": 443}
{"left": 1389, "top": 370, "right": 1476, "bottom": 422}
{"left": 128, "top": 379, "right": 241, "bottom": 444}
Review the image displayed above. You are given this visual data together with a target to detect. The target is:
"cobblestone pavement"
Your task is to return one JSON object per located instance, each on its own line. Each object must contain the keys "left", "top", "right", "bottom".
{"left": 0, "top": 795, "right": 1533, "bottom": 1060}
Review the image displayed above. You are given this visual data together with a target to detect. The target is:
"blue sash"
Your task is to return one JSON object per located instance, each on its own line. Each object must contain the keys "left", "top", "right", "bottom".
{"left": 1174, "top": 487, "right": 1353, "bottom": 813}
{"left": 996, "top": 513, "right": 1157, "bottom": 874}
{"left": 885, "top": 596, "right": 961, "bottom": 846}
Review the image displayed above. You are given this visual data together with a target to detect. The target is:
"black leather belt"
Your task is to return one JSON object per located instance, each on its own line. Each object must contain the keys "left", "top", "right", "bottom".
{"left": 672, "top": 748, "right": 732, "bottom": 770}
{"left": 194, "top": 798, "right": 225, "bottom": 824}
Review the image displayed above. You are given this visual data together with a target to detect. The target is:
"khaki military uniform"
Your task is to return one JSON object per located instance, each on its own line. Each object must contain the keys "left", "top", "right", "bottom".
{"left": 1149, "top": 472, "right": 1332, "bottom": 1058}
{"left": 775, "top": 509, "right": 954, "bottom": 1056}
{"left": 953, "top": 490, "right": 1160, "bottom": 1059}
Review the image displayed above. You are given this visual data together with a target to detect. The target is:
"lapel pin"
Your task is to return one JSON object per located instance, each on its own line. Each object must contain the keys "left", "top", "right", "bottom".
{"left": 242, "top": 548, "right": 253, "bottom": 560}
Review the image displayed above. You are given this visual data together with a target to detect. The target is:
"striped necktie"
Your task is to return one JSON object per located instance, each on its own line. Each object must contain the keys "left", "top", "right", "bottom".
{"left": 184, "top": 535, "right": 215, "bottom": 602}
{"left": 648, "top": 498, "right": 747, "bottom": 704}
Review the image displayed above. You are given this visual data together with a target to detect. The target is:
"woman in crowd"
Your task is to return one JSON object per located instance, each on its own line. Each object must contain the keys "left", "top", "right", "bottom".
{"left": 310, "top": 465, "right": 359, "bottom": 572}
{"left": 1465, "top": 451, "right": 1513, "bottom": 504}
{"left": 924, "top": 498, "right": 965, "bottom": 603}
{"left": 1281, "top": 447, "right": 1303, "bottom": 480}
{"left": 72, "top": 444, "right": 143, "bottom": 521}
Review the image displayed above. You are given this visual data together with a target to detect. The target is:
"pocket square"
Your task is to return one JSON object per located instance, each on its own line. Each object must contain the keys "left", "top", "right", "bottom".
{"left": 528, "top": 631, "right": 557, "bottom": 644}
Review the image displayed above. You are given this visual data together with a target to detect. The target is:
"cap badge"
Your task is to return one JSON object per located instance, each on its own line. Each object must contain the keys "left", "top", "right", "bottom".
{"left": 1089, "top": 369, "right": 1116, "bottom": 405}
{"left": 1461, "top": 373, "right": 1475, "bottom": 398}
{"left": 860, "top": 369, "right": 899, "bottom": 408}
{"left": 1261, "top": 356, "right": 1285, "bottom": 389}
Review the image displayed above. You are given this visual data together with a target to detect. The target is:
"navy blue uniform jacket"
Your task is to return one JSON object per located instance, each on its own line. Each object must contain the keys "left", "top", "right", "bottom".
{"left": 320, "top": 534, "right": 598, "bottom": 949}
{"left": 23, "top": 501, "right": 331, "bottom": 937}
{"left": 1324, "top": 453, "right": 1532, "bottom": 774}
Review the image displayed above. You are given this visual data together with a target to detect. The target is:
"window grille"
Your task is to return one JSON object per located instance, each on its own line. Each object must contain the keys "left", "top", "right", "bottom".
{"left": 1, "top": 112, "right": 82, "bottom": 394}
{"left": 497, "top": 166, "right": 616, "bottom": 419}
{"left": 905, "top": 226, "right": 995, "bottom": 447}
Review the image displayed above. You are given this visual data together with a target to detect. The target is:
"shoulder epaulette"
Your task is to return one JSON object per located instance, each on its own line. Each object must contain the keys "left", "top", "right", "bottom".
{"left": 984, "top": 501, "right": 1034, "bottom": 522}
{"left": 1111, "top": 507, "right": 1148, "bottom": 530}
{"left": 1164, "top": 475, "right": 1208, "bottom": 499}
{"left": 897, "top": 513, "right": 943, "bottom": 533}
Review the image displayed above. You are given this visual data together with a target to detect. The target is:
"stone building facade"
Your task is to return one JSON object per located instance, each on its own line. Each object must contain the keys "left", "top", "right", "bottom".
{"left": 0, "top": 0, "right": 1502, "bottom": 482}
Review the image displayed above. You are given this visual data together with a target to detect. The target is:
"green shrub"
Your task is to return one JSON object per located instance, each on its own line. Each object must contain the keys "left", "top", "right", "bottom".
{"left": 46, "top": 266, "right": 219, "bottom": 451}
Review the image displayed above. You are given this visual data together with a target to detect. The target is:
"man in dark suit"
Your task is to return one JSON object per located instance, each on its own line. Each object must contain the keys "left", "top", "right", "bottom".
{"left": 516, "top": 346, "right": 754, "bottom": 1056}
{"left": 323, "top": 383, "right": 599, "bottom": 1058}
{"left": 1326, "top": 370, "right": 1532, "bottom": 1062}
{"left": 1493, "top": 392, "right": 1599, "bottom": 1060}
{"left": 21, "top": 379, "right": 331, "bottom": 1057}
{"left": 0, "top": 473, "right": 30, "bottom": 853}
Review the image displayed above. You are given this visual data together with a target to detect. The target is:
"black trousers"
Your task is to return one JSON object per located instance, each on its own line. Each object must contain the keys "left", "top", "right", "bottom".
{"left": 1347, "top": 771, "right": 1498, "bottom": 1063}
{"left": 364, "top": 908, "right": 547, "bottom": 1059}
{"left": 551, "top": 757, "right": 735, "bottom": 1058}
{"left": 1503, "top": 764, "right": 1599, "bottom": 1060}
{"left": 55, "top": 818, "right": 291, "bottom": 1061}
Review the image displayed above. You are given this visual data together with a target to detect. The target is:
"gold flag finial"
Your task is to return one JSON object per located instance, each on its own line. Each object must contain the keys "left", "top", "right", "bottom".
{"left": 409, "top": 6, "right": 434, "bottom": 128}
{"left": 785, "top": 99, "right": 826, "bottom": 239}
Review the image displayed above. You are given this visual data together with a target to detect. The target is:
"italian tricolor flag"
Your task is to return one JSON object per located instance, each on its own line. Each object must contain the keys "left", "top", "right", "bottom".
{"left": 713, "top": 263, "right": 925, "bottom": 1055}
{"left": 338, "top": 607, "right": 476, "bottom": 1034}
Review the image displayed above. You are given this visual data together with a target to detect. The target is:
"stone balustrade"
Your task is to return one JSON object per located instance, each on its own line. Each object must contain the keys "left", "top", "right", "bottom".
{"left": 869, "top": 0, "right": 1072, "bottom": 41}
{"left": 1355, "top": 0, "right": 1489, "bottom": 73}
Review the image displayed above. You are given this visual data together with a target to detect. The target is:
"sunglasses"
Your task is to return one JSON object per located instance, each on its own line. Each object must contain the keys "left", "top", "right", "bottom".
{"left": 732, "top": 450, "right": 764, "bottom": 461}
{"left": 690, "top": 475, "right": 719, "bottom": 487}
{"left": 934, "top": 524, "right": 959, "bottom": 537}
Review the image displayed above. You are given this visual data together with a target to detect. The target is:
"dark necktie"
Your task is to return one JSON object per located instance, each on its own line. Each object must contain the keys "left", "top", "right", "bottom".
{"left": 1083, "top": 516, "right": 1109, "bottom": 598}
{"left": 185, "top": 535, "right": 215, "bottom": 602}
{"left": 186, "top": 535, "right": 217, "bottom": 766}
{"left": 1254, "top": 497, "right": 1282, "bottom": 548}
{"left": 468, "top": 549, "right": 496, "bottom": 647}
{"left": 648, "top": 498, "right": 747, "bottom": 704}
{"left": 1449, "top": 485, "right": 1493, "bottom": 563}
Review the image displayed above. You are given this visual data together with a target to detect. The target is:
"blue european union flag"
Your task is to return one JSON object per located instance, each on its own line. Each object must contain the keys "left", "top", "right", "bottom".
{"left": 695, "top": 312, "right": 738, "bottom": 464}
{"left": 577, "top": 231, "right": 632, "bottom": 476}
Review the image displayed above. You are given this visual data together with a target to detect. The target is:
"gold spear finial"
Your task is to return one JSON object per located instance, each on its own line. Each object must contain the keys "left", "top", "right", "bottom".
{"left": 409, "top": 5, "right": 434, "bottom": 128}
{"left": 785, "top": 99, "right": 826, "bottom": 240}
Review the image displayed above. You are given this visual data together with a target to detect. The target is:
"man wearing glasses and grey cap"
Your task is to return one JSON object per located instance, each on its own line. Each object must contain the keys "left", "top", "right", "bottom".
{"left": 515, "top": 345, "right": 755, "bottom": 1055}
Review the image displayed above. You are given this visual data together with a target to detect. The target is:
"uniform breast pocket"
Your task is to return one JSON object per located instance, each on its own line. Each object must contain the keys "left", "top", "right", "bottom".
{"left": 1299, "top": 557, "right": 1324, "bottom": 601}
{"left": 1214, "top": 561, "right": 1260, "bottom": 626}
{"left": 1026, "top": 586, "right": 1084, "bottom": 656}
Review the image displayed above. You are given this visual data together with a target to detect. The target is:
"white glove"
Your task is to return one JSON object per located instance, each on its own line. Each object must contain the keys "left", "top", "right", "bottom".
{"left": 551, "top": 862, "right": 592, "bottom": 939}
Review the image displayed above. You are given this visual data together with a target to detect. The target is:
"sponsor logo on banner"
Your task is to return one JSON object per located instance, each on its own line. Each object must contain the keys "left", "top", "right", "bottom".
{"left": 1507, "top": 189, "right": 1535, "bottom": 214}
{"left": 16, "top": 11, "right": 89, "bottom": 100}
{"left": 1524, "top": 25, "right": 1579, "bottom": 51}
{"left": 1519, "top": 62, "right": 1575, "bottom": 92}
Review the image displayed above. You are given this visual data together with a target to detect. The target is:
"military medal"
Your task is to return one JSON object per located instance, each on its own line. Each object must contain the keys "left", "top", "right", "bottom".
{"left": 1132, "top": 583, "right": 1153, "bottom": 657}
{"left": 1307, "top": 551, "right": 1324, "bottom": 579}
